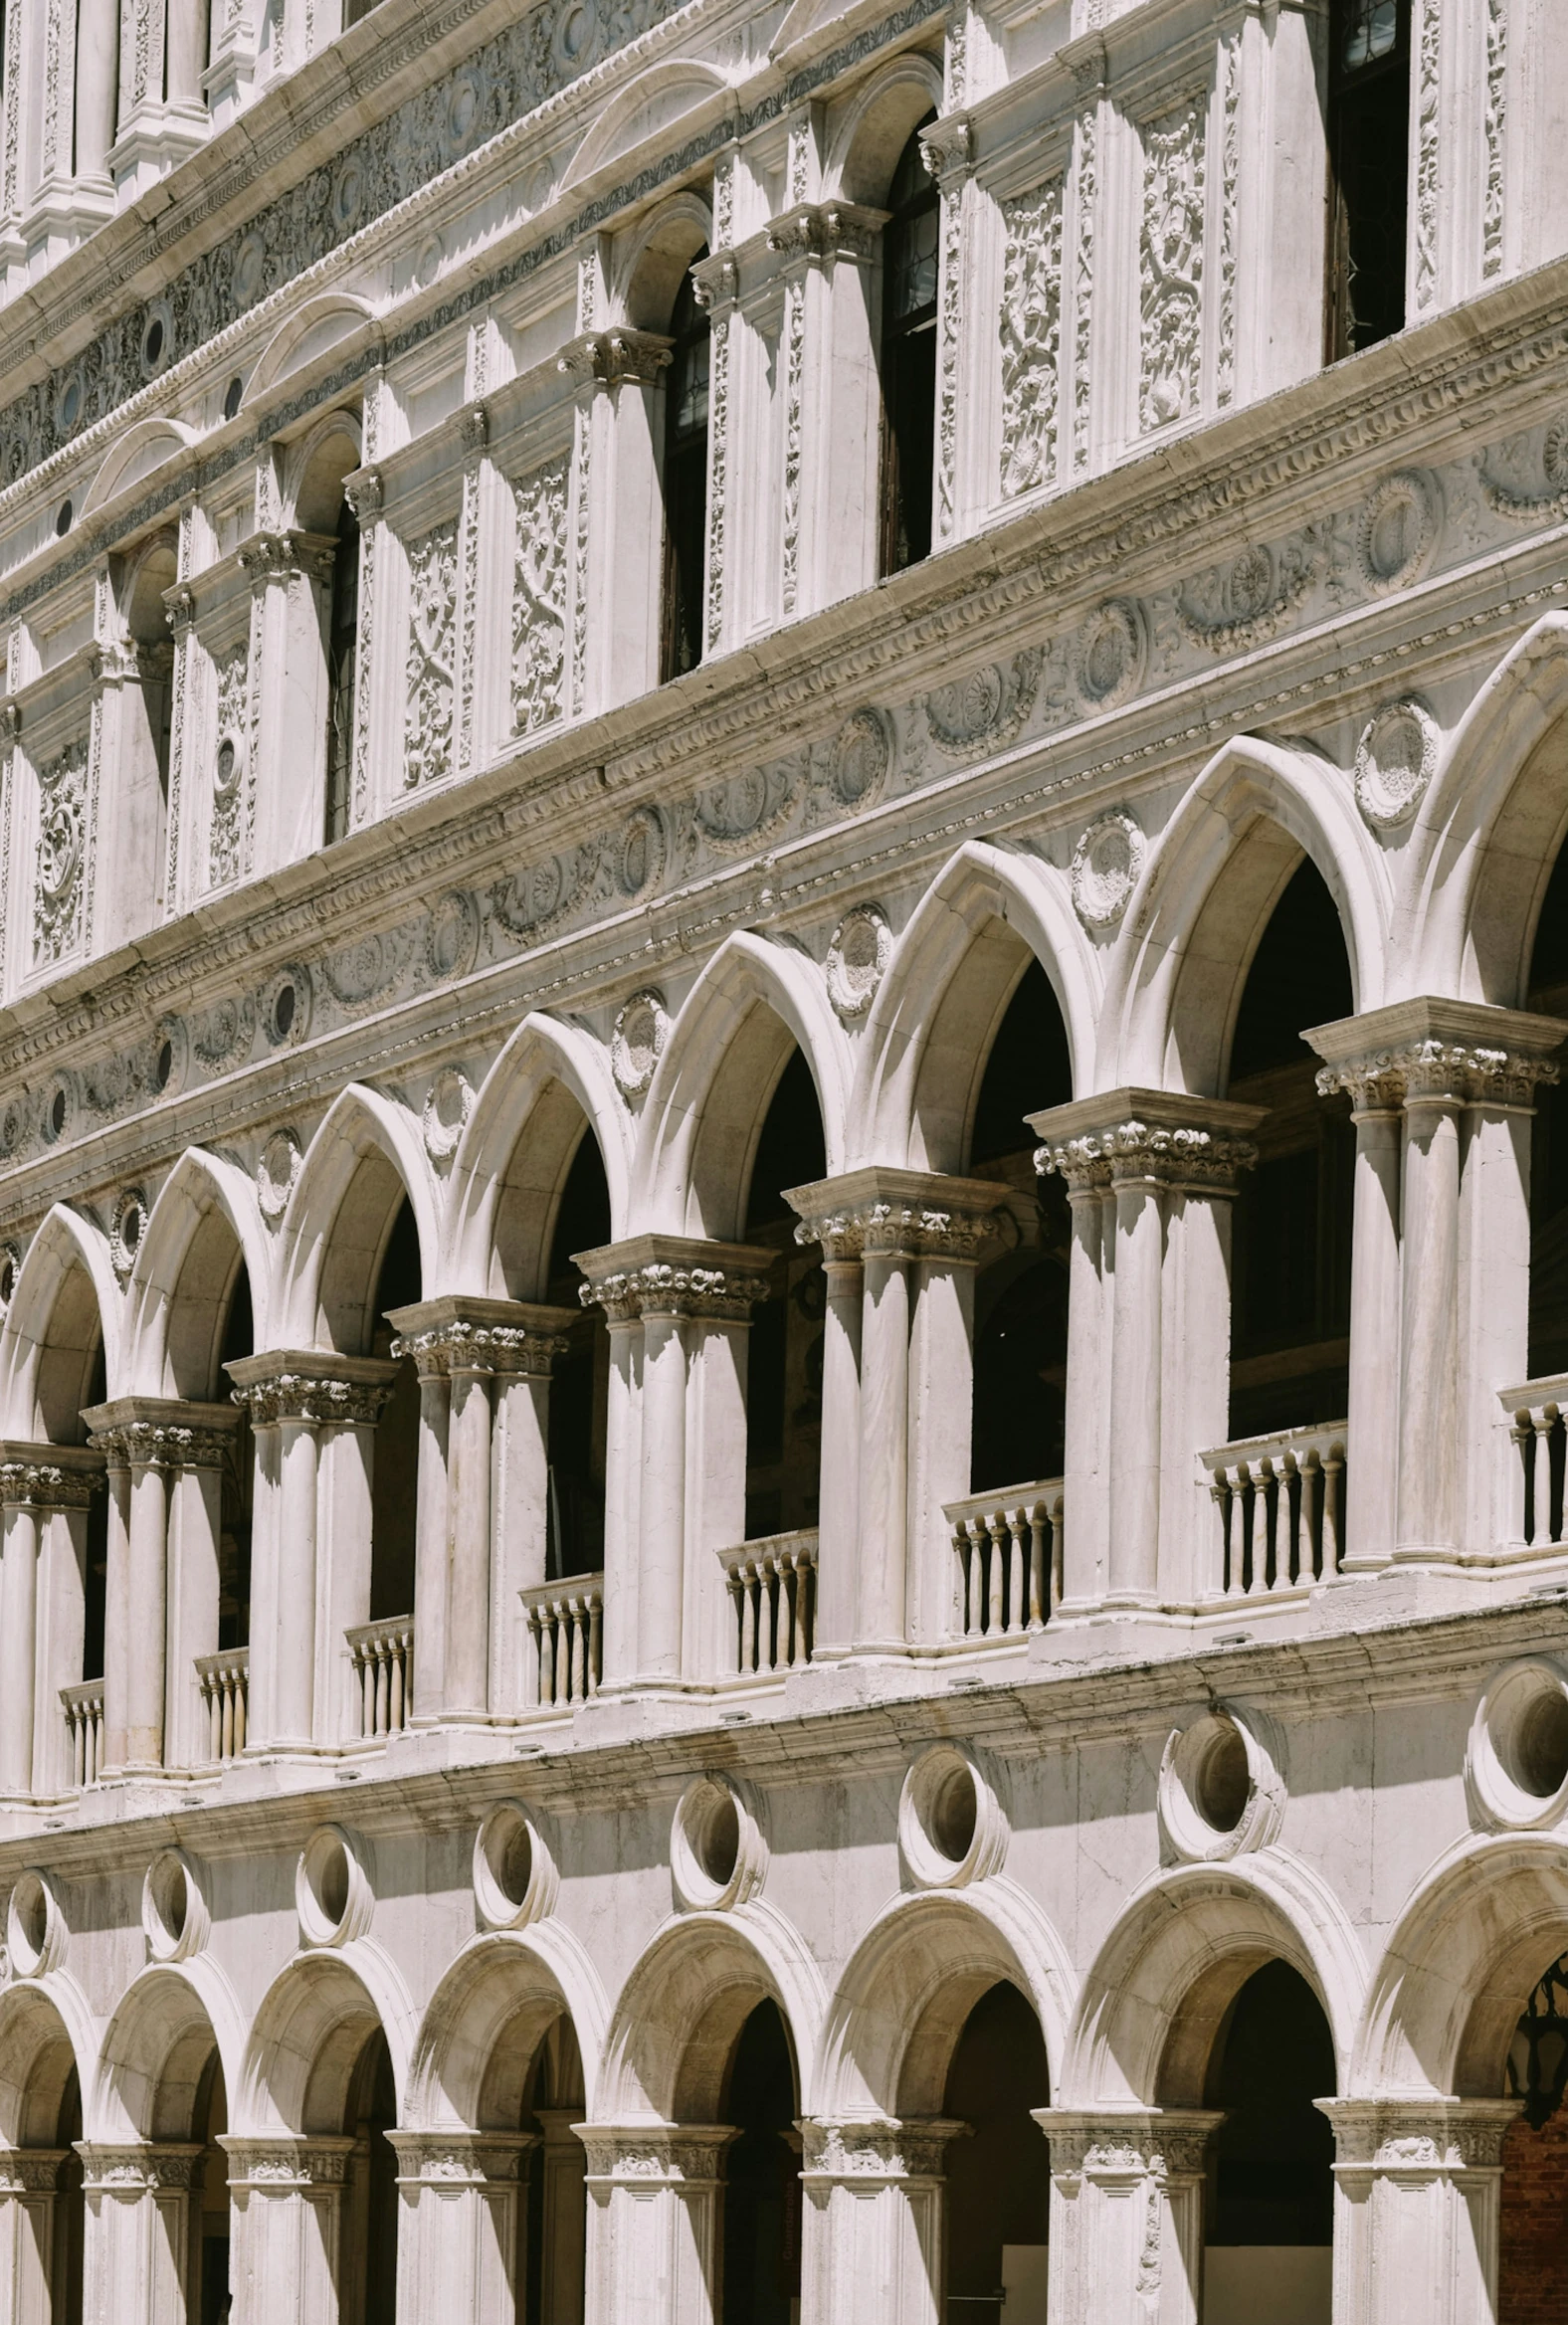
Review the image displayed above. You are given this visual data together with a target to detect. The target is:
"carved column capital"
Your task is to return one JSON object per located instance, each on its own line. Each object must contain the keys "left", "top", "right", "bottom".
{"left": 691, "top": 250, "right": 740, "bottom": 313}
{"left": 573, "top": 1234, "right": 775, "bottom": 1324}
{"left": 556, "top": 329, "right": 673, "bottom": 388}
{"left": 225, "top": 1352, "right": 399, "bottom": 1429}
{"left": 0, "top": 1441, "right": 104, "bottom": 1509}
{"left": 343, "top": 465, "right": 384, "bottom": 523}
{"left": 219, "top": 2135, "right": 357, "bottom": 2190}
{"left": 575, "top": 2123, "right": 738, "bottom": 2186}
{"left": 385, "top": 2130, "right": 537, "bottom": 2187}
{"left": 1317, "top": 2097, "right": 1520, "bottom": 2177}
{"left": 800, "top": 2116, "right": 969, "bottom": 2185}
{"left": 1308, "top": 998, "right": 1566, "bottom": 1116}
{"left": 1033, "top": 2108, "right": 1225, "bottom": 2182}
{"left": 920, "top": 112, "right": 974, "bottom": 187}
{"left": 1030, "top": 1089, "right": 1266, "bottom": 1196}
{"left": 82, "top": 1397, "right": 238, "bottom": 1471}
{"left": 786, "top": 1166, "right": 1005, "bottom": 1265}
{"left": 237, "top": 527, "right": 336, "bottom": 590}
{"left": 386, "top": 1294, "right": 577, "bottom": 1379}
{"left": 77, "top": 2141, "right": 205, "bottom": 2194}
{"left": 765, "top": 201, "right": 888, "bottom": 270}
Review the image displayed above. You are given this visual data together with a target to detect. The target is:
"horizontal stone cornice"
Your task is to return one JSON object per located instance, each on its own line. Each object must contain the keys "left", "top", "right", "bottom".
{"left": 224, "top": 1351, "right": 400, "bottom": 1427}
{"left": 785, "top": 1168, "right": 1006, "bottom": 1262}
{"left": 1308, "top": 999, "right": 1567, "bottom": 1112}
{"left": 0, "top": 1442, "right": 105, "bottom": 1509}
{"left": 386, "top": 1294, "right": 577, "bottom": 1378}
{"left": 573, "top": 1235, "right": 775, "bottom": 1323}
{"left": 1029, "top": 1090, "right": 1266, "bottom": 1194}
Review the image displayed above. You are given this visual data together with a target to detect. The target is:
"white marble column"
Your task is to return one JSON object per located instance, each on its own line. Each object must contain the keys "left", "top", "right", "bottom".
{"left": 771, "top": 201, "right": 886, "bottom": 618}
{"left": 388, "top": 1298, "right": 574, "bottom": 1721}
{"left": 1034, "top": 2108, "right": 1222, "bottom": 2325}
{"left": 576, "top": 1239, "right": 771, "bottom": 1690}
{"left": 799, "top": 2116, "right": 965, "bottom": 2325}
{"left": 1319, "top": 2099, "right": 1518, "bottom": 2325}
{"left": 1311, "top": 1001, "right": 1564, "bottom": 1568}
{"left": 578, "top": 2126, "right": 735, "bottom": 2325}
{"left": 775, "top": 1196, "right": 863, "bottom": 1658}
{"left": 79, "top": 2142, "right": 203, "bottom": 2325}
{"left": 0, "top": 1451, "right": 100, "bottom": 1797}
{"left": 558, "top": 329, "right": 673, "bottom": 716}
{"left": 223, "top": 2137, "right": 355, "bottom": 2325}
{"left": 226, "top": 1356, "right": 396, "bottom": 1751}
{"left": 0, "top": 2147, "right": 68, "bottom": 2325}
{"left": 1033, "top": 1094, "right": 1262, "bottom": 1613}
{"left": 72, "top": 0, "right": 119, "bottom": 183}
{"left": 389, "top": 2131, "right": 535, "bottom": 2318}
{"left": 235, "top": 532, "right": 337, "bottom": 878}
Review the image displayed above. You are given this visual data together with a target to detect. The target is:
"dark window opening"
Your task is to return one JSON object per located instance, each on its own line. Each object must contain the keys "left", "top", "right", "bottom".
{"left": 218, "top": 1270, "right": 254, "bottom": 1652}
{"left": 661, "top": 261, "right": 710, "bottom": 682}
{"left": 345, "top": 2030, "right": 399, "bottom": 2325}
{"left": 721, "top": 2000, "right": 801, "bottom": 2325}
{"left": 1227, "top": 860, "right": 1356, "bottom": 1442}
{"left": 943, "top": 1982, "right": 1051, "bottom": 2318}
{"left": 324, "top": 494, "right": 359, "bottom": 846}
{"left": 548, "top": 1132, "right": 613, "bottom": 1579}
{"left": 967, "top": 961, "right": 1073, "bottom": 1495}
{"left": 54, "top": 2067, "right": 85, "bottom": 2325}
{"left": 1325, "top": 0, "right": 1412, "bottom": 360}
{"left": 1500, "top": 1952, "right": 1568, "bottom": 2324}
{"left": 879, "top": 115, "right": 939, "bottom": 576}
{"left": 82, "top": 1338, "right": 107, "bottom": 1684}
{"left": 370, "top": 1199, "right": 422, "bottom": 1622}
{"left": 743, "top": 1051, "right": 827, "bottom": 1542}
{"left": 1204, "top": 1960, "right": 1336, "bottom": 2255}
{"left": 194, "top": 2053, "right": 231, "bottom": 2325}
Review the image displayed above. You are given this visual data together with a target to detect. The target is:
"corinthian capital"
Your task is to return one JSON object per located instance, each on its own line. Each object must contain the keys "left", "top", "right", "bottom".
{"left": 0, "top": 1441, "right": 104, "bottom": 1509}
{"left": 786, "top": 1167, "right": 1004, "bottom": 1263}
{"left": 1029, "top": 1089, "right": 1265, "bottom": 1196}
{"left": 557, "top": 328, "right": 673, "bottom": 388}
{"left": 765, "top": 201, "right": 887, "bottom": 269}
{"left": 573, "top": 1234, "right": 775, "bottom": 1323}
{"left": 1308, "top": 998, "right": 1566, "bottom": 1115}
{"left": 225, "top": 1352, "right": 399, "bottom": 1428}
{"left": 386, "top": 1294, "right": 577, "bottom": 1378}
{"left": 80, "top": 1398, "right": 237, "bottom": 1471}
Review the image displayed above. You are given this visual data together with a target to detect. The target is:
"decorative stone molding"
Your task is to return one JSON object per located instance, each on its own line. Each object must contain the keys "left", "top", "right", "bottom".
{"left": 256, "top": 1125, "right": 301, "bottom": 1222}
{"left": 898, "top": 1744, "right": 1009, "bottom": 1889}
{"left": 1035, "top": 2108, "right": 1225, "bottom": 2182}
{"left": 764, "top": 201, "right": 884, "bottom": 269}
{"left": 1309, "top": 999, "right": 1567, "bottom": 1117}
{"left": 1317, "top": 2099, "right": 1519, "bottom": 2175}
{"left": 1072, "top": 600, "right": 1144, "bottom": 708}
{"left": 387, "top": 1295, "right": 575, "bottom": 1379}
{"left": 0, "top": 1443, "right": 104, "bottom": 1510}
{"left": 221, "top": 2137, "right": 355, "bottom": 2191}
{"left": 78, "top": 2143, "right": 203, "bottom": 2194}
{"left": 1353, "top": 697, "right": 1441, "bottom": 831}
{"left": 1157, "top": 1703, "right": 1286, "bottom": 1863}
{"left": 422, "top": 1065, "right": 474, "bottom": 1160}
{"left": 108, "top": 1185, "right": 149, "bottom": 1281}
{"left": 574, "top": 1235, "right": 774, "bottom": 1325}
{"left": 386, "top": 2131, "right": 535, "bottom": 2187}
{"left": 226, "top": 1352, "right": 399, "bottom": 1429}
{"left": 33, "top": 737, "right": 88, "bottom": 970}
{"left": 83, "top": 1397, "right": 238, "bottom": 1471}
{"left": 800, "top": 2117, "right": 968, "bottom": 2184}
{"left": 1357, "top": 471, "right": 1441, "bottom": 593}
{"left": 920, "top": 653, "right": 1041, "bottom": 758}
{"left": 577, "top": 2125, "right": 738, "bottom": 2185}
{"left": 610, "top": 988, "right": 669, "bottom": 1100}
{"left": 556, "top": 328, "right": 673, "bottom": 387}
{"left": 1070, "top": 809, "right": 1145, "bottom": 929}
{"left": 405, "top": 518, "right": 460, "bottom": 790}
{"left": 824, "top": 903, "right": 890, "bottom": 1021}
{"left": 0, "top": 2149, "right": 68, "bottom": 2196}
{"left": 786, "top": 1167, "right": 1005, "bottom": 1265}
{"left": 511, "top": 456, "right": 568, "bottom": 734}
{"left": 826, "top": 707, "right": 890, "bottom": 812}
{"left": 1032, "top": 1090, "right": 1264, "bottom": 1196}
{"left": 1138, "top": 92, "right": 1206, "bottom": 432}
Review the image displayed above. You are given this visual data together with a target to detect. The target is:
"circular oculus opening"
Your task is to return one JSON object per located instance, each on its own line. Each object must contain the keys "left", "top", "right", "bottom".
{"left": 223, "top": 375, "right": 244, "bottom": 422}
{"left": 273, "top": 982, "right": 295, "bottom": 1040}
{"left": 0, "top": 1256, "right": 15, "bottom": 1304}
{"left": 1195, "top": 1721, "right": 1252, "bottom": 1834}
{"left": 142, "top": 317, "right": 164, "bottom": 367}
{"left": 928, "top": 1762, "right": 978, "bottom": 1863}
{"left": 49, "top": 1089, "right": 67, "bottom": 1138}
{"left": 484, "top": 1807, "right": 534, "bottom": 1910}
{"left": 154, "top": 1040, "right": 173, "bottom": 1091}
{"left": 13, "top": 1877, "right": 47, "bottom": 1961}
{"left": 1506, "top": 1685, "right": 1568, "bottom": 1801}
{"left": 120, "top": 1201, "right": 142, "bottom": 1255}
{"left": 148, "top": 1853, "right": 188, "bottom": 1945}
{"left": 695, "top": 1789, "right": 740, "bottom": 1888}
{"left": 55, "top": 499, "right": 73, "bottom": 537}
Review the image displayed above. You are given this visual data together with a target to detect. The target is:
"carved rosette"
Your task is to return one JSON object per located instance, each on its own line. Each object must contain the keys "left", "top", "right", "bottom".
{"left": 611, "top": 988, "right": 669, "bottom": 1100}
{"left": 1071, "top": 809, "right": 1145, "bottom": 929}
{"left": 1354, "top": 698, "right": 1440, "bottom": 831}
{"left": 801, "top": 2117, "right": 968, "bottom": 2185}
{"left": 824, "top": 903, "right": 891, "bottom": 1021}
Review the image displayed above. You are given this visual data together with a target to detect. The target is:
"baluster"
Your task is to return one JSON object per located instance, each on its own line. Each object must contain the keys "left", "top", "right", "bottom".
{"left": 740, "top": 1567, "right": 758, "bottom": 1674}
{"left": 539, "top": 1612, "right": 557, "bottom": 1707}
{"left": 1533, "top": 1411, "right": 1553, "bottom": 1546}
{"left": 1239, "top": 1466, "right": 1256, "bottom": 1595}
{"left": 1005, "top": 1511, "right": 1025, "bottom": 1637}
{"left": 73, "top": 1711, "right": 85, "bottom": 1790}
{"left": 388, "top": 1639, "right": 403, "bottom": 1731}
{"left": 984, "top": 1515, "right": 1003, "bottom": 1636}
{"left": 1027, "top": 1505, "right": 1046, "bottom": 1630}
{"left": 767, "top": 1564, "right": 782, "bottom": 1673}
{"left": 957, "top": 1524, "right": 974, "bottom": 1637}
{"left": 1296, "top": 1455, "right": 1318, "bottom": 1584}
{"left": 1050, "top": 1497, "right": 1065, "bottom": 1615}
{"left": 234, "top": 1673, "right": 247, "bottom": 1755}
{"left": 588, "top": 1596, "right": 602, "bottom": 1695}
{"left": 221, "top": 1677, "right": 235, "bottom": 1762}
{"left": 571, "top": 1602, "right": 586, "bottom": 1702}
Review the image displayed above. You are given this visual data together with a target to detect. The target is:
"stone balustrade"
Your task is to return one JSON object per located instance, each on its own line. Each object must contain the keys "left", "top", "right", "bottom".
{"left": 60, "top": 1679, "right": 104, "bottom": 1788}
{"left": 943, "top": 1482, "right": 1063, "bottom": 1642}
{"left": 1201, "top": 1422, "right": 1347, "bottom": 1602}
{"left": 345, "top": 1616, "right": 414, "bottom": 1739}
{"left": 521, "top": 1577, "right": 603, "bottom": 1709}
{"left": 718, "top": 1530, "right": 818, "bottom": 1676}
{"left": 194, "top": 1647, "right": 249, "bottom": 1763}
{"left": 1500, "top": 1374, "right": 1568, "bottom": 1548}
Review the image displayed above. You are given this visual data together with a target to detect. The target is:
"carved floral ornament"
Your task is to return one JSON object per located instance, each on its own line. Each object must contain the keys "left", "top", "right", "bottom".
{"left": 611, "top": 988, "right": 669, "bottom": 1100}
{"left": 1036, "top": 1120, "right": 1259, "bottom": 1195}
{"left": 800, "top": 2118, "right": 968, "bottom": 2183}
{"left": 829, "top": 707, "right": 890, "bottom": 811}
{"left": 824, "top": 902, "right": 891, "bottom": 1021}
{"left": 1354, "top": 697, "right": 1441, "bottom": 831}
{"left": 390, "top": 1318, "right": 570, "bottom": 1379}
{"left": 1073, "top": 599, "right": 1144, "bottom": 708}
{"left": 1357, "top": 470, "right": 1441, "bottom": 593}
{"left": 1315, "top": 1040, "right": 1562, "bottom": 1115}
{"left": 422, "top": 1065, "right": 474, "bottom": 1161}
{"left": 922, "top": 654, "right": 1040, "bottom": 758}
{"left": 108, "top": 1185, "right": 149, "bottom": 1281}
{"left": 579, "top": 1257, "right": 770, "bottom": 1324}
{"left": 1071, "top": 809, "right": 1145, "bottom": 931}
{"left": 257, "top": 1126, "right": 301, "bottom": 1223}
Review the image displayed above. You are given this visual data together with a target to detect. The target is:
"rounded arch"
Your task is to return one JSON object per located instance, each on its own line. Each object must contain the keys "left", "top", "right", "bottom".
{"left": 818, "top": 1880, "right": 1074, "bottom": 2120}
{"left": 92, "top": 1958, "right": 246, "bottom": 2142}
{"left": 1100, "top": 737, "right": 1389, "bottom": 1096}
{"left": 824, "top": 54, "right": 944, "bottom": 206}
{"left": 125, "top": 1147, "right": 271, "bottom": 1398}
{"left": 236, "top": 1941, "right": 415, "bottom": 2138}
{"left": 1063, "top": 1853, "right": 1366, "bottom": 2110}
{"left": 407, "top": 1923, "right": 611, "bottom": 2130}
{"left": 612, "top": 190, "right": 714, "bottom": 329}
{"left": 635, "top": 932, "right": 853, "bottom": 1236}
{"left": 599, "top": 1901, "right": 826, "bottom": 2122}
{"left": 445, "top": 1013, "right": 631, "bottom": 1296}
{"left": 564, "top": 63, "right": 730, "bottom": 195}
{"left": 275, "top": 1085, "right": 439, "bottom": 1351}
{"left": 248, "top": 300, "right": 378, "bottom": 413}
{"left": 0, "top": 1205, "right": 118, "bottom": 1442}
{"left": 1355, "top": 1833, "right": 1568, "bottom": 2102}
{"left": 83, "top": 420, "right": 197, "bottom": 518}
{"left": 0, "top": 1978, "right": 93, "bottom": 2150}
{"left": 1415, "top": 618, "right": 1568, "bottom": 1008}
{"left": 117, "top": 526, "right": 180, "bottom": 646}
{"left": 853, "top": 844, "right": 1097, "bottom": 1172}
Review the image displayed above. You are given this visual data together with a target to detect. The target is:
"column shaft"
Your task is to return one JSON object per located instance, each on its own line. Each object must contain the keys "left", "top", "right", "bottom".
{"left": 1059, "top": 1186, "right": 1109, "bottom": 1610}
{"left": 73, "top": 0, "right": 119, "bottom": 178}
{"left": 859, "top": 1252, "right": 910, "bottom": 1648}
{"left": 579, "top": 2128, "right": 734, "bottom": 2325}
{"left": 1107, "top": 1177, "right": 1163, "bottom": 1602}
{"left": 124, "top": 1462, "right": 168, "bottom": 1770}
{"left": 639, "top": 1313, "right": 688, "bottom": 1682}
{"left": 101, "top": 1459, "right": 131, "bottom": 1771}
{"left": 1344, "top": 1106, "right": 1402, "bottom": 1570}
{"left": 388, "top": 2134, "right": 533, "bottom": 2320}
{"left": 445, "top": 1365, "right": 494, "bottom": 1716}
{"left": 812, "top": 1257, "right": 863, "bottom": 1655}
{"left": 800, "top": 2118, "right": 963, "bottom": 2325}
{"left": 1398, "top": 1096, "right": 1464, "bottom": 1556}
{"left": 274, "top": 1420, "right": 319, "bottom": 1748}
{"left": 412, "top": 1370, "right": 450, "bottom": 1719}
{"left": 1321, "top": 2099, "right": 1517, "bottom": 2325}
{"left": 0, "top": 1505, "right": 40, "bottom": 1794}
{"left": 0, "top": 2151, "right": 66, "bottom": 2325}
{"left": 80, "top": 2144, "right": 202, "bottom": 2325}
{"left": 224, "top": 2138, "right": 352, "bottom": 2325}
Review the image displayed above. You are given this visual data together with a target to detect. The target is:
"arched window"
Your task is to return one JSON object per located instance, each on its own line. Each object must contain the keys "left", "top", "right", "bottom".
{"left": 720, "top": 2000, "right": 801, "bottom": 2325}
{"left": 218, "top": 1269, "right": 254, "bottom": 1653}
{"left": 661, "top": 261, "right": 711, "bottom": 681}
{"left": 1204, "top": 1961, "right": 1335, "bottom": 2319}
{"left": 879, "top": 115, "right": 939, "bottom": 576}
{"left": 370, "top": 1197, "right": 422, "bottom": 1624}
{"left": 547, "top": 1131, "right": 612, "bottom": 1578}
{"left": 742, "top": 1049, "right": 828, "bottom": 1544}
{"left": 324, "top": 494, "right": 359, "bottom": 845}
{"left": 1326, "top": 0, "right": 1412, "bottom": 359}
{"left": 943, "top": 1982, "right": 1051, "bottom": 2317}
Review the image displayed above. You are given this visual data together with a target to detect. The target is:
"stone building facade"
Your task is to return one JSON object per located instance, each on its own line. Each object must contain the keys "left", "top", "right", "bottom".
{"left": 3, "top": 0, "right": 1568, "bottom": 2319}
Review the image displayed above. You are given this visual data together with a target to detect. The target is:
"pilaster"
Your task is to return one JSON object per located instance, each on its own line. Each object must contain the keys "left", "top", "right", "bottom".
{"left": 1033, "top": 2108, "right": 1223, "bottom": 2325}
{"left": 0, "top": 1444, "right": 102, "bottom": 1799}
{"left": 578, "top": 2125, "right": 736, "bottom": 2325}
{"left": 558, "top": 329, "right": 672, "bottom": 716}
{"left": 387, "top": 2131, "right": 535, "bottom": 2319}
{"left": 1320, "top": 2098, "right": 1519, "bottom": 2325}
{"left": 78, "top": 2141, "right": 203, "bottom": 2325}
{"left": 222, "top": 2136, "right": 355, "bottom": 2325}
{"left": 235, "top": 529, "right": 335, "bottom": 878}
{"left": 799, "top": 2116, "right": 966, "bottom": 2325}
